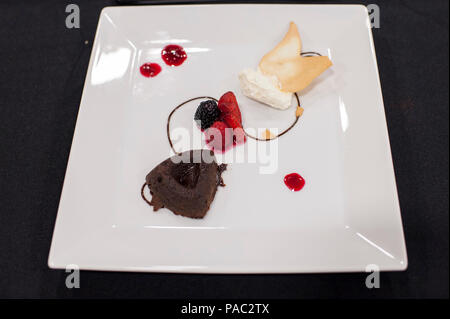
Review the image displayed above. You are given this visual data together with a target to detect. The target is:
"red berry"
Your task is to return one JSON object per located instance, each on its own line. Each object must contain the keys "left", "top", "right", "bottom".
{"left": 218, "top": 92, "right": 242, "bottom": 124}
{"left": 233, "top": 127, "right": 246, "bottom": 145}
{"left": 221, "top": 113, "right": 241, "bottom": 129}
{"left": 203, "top": 92, "right": 246, "bottom": 152}
{"left": 220, "top": 114, "right": 246, "bottom": 145}
{"left": 205, "top": 121, "right": 233, "bottom": 152}
{"left": 218, "top": 91, "right": 238, "bottom": 105}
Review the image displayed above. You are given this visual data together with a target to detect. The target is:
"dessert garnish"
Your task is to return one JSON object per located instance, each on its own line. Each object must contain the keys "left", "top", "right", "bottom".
{"left": 284, "top": 173, "right": 305, "bottom": 192}
{"left": 167, "top": 96, "right": 216, "bottom": 155}
{"left": 167, "top": 92, "right": 246, "bottom": 155}
{"left": 140, "top": 44, "right": 187, "bottom": 78}
{"left": 245, "top": 92, "right": 303, "bottom": 141}
{"left": 295, "top": 106, "right": 304, "bottom": 117}
{"left": 141, "top": 149, "right": 227, "bottom": 218}
{"left": 199, "top": 92, "right": 246, "bottom": 152}
{"left": 194, "top": 100, "right": 221, "bottom": 131}
{"left": 239, "top": 22, "right": 332, "bottom": 109}
{"left": 140, "top": 63, "right": 162, "bottom": 77}
{"left": 161, "top": 44, "right": 187, "bottom": 66}
{"left": 259, "top": 22, "right": 332, "bottom": 93}
{"left": 167, "top": 92, "right": 303, "bottom": 149}
{"left": 205, "top": 121, "right": 233, "bottom": 153}
{"left": 217, "top": 91, "right": 243, "bottom": 125}
{"left": 213, "top": 92, "right": 246, "bottom": 149}
{"left": 262, "top": 129, "right": 275, "bottom": 140}
{"left": 165, "top": 24, "right": 331, "bottom": 148}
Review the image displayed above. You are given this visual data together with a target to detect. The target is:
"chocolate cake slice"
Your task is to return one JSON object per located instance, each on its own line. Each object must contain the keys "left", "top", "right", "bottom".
{"left": 142, "top": 149, "right": 227, "bottom": 218}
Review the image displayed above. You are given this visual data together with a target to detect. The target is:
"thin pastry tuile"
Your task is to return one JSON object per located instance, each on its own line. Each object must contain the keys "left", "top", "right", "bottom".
{"left": 259, "top": 22, "right": 332, "bottom": 93}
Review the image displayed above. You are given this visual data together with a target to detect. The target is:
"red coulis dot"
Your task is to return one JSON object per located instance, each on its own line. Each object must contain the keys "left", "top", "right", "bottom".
{"left": 140, "top": 63, "right": 162, "bottom": 77}
{"left": 284, "top": 173, "right": 305, "bottom": 192}
{"left": 161, "top": 44, "right": 187, "bottom": 66}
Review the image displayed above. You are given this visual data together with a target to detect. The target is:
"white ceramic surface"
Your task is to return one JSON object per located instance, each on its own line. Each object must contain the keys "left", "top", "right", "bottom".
{"left": 48, "top": 4, "right": 407, "bottom": 273}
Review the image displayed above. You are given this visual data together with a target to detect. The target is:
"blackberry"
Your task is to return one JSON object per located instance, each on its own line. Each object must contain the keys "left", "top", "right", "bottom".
{"left": 194, "top": 100, "right": 220, "bottom": 130}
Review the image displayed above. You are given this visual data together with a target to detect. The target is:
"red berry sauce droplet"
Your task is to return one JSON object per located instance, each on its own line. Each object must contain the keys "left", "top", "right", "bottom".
{"left": 284, "top": 173, "right": 305, "bottom": 192}
{"left": 140, "top": 63, "right": 162, "bottom": 77}
{"left": 161, "top": 44, "right": 187, "bottom": 66}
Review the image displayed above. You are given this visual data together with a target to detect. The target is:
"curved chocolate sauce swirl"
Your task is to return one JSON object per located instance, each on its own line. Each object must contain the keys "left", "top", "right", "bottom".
{"left": 167, "top": 96, "right": 218, "bottom": 155}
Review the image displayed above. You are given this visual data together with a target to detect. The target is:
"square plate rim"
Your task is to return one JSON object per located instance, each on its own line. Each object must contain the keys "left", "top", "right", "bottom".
{"left": 48, "top": 4, "right": 408, "bottom": 274}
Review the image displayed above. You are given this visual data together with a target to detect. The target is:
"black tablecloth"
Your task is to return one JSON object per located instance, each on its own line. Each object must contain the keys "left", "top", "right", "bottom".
{"left": 0, "top": 0, "right": 448, "bottom": 298}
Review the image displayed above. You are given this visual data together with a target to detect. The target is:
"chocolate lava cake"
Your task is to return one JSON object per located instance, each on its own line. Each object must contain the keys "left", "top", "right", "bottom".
{"left": 142, "top": 149, "right": 227, "bottom": 218}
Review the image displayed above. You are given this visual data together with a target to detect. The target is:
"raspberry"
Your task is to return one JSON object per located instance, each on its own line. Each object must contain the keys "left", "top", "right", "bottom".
{"left": 205, "top": 121, "right": 233, "bottom": 152}
{"left": 194, "top": 100, "right": 220, "bottom": 130}
{"left": 233, "top": 127, "right": 246, "bottom": 145}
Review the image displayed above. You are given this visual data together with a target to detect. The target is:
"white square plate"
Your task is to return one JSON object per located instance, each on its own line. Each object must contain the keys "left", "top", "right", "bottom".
{"left": 49, "top": 4, "right": 407, "bottom": 273}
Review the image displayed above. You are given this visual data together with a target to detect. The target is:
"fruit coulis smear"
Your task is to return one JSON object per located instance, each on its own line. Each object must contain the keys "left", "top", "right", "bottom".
{"left": 284, "top": 173, "right": 305, "bottom": 191}
{"left": 161, "top": 44, "right": 187, "bottom": 66}
{"left": 140, "top": 63, "right": 162, "bottom": 77}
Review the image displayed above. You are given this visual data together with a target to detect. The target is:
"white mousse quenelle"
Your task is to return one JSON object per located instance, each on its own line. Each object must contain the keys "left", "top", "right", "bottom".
{"left": 239, "top": 22, "right": 332, "bottom": 110}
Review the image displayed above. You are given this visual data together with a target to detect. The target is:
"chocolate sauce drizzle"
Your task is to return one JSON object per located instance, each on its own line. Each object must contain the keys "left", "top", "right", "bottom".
{"left": 218, "top": 163, "right": 227, "bottom": 187}
{"left": 167, "top": 96, "right": 218, "bottom": 155}
{"left": 244, "top": 92, "right": 301, "bottom": 142}
{"left": 301, "top": 51, "right": 322, "bottom": 57}
{"left": 141, "top": 182, "right": 152, "bottom": 206}
{"left": 166, "top": 51, "right": 323, "bottom": 153}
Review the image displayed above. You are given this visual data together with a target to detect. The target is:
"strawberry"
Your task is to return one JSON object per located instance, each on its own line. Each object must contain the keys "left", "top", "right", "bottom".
{"left": 218, "top": 91, "right": 238, "bottom": 106}
{"left": 221, "top": 113, "right": 246, "bottom": 145}
{"left": 205, "top": 121, "right": 233, "bottom": 152}
{"left": 218, "top": 92, "right": 242, "bottom": 124}
{"left": 221, "top": 113, "right": 241, "bottom": 129}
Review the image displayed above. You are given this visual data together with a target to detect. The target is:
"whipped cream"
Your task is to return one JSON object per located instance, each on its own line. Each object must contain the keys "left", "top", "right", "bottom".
{"left": 238, "top": 68, "right": 293, "bottom": 110}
